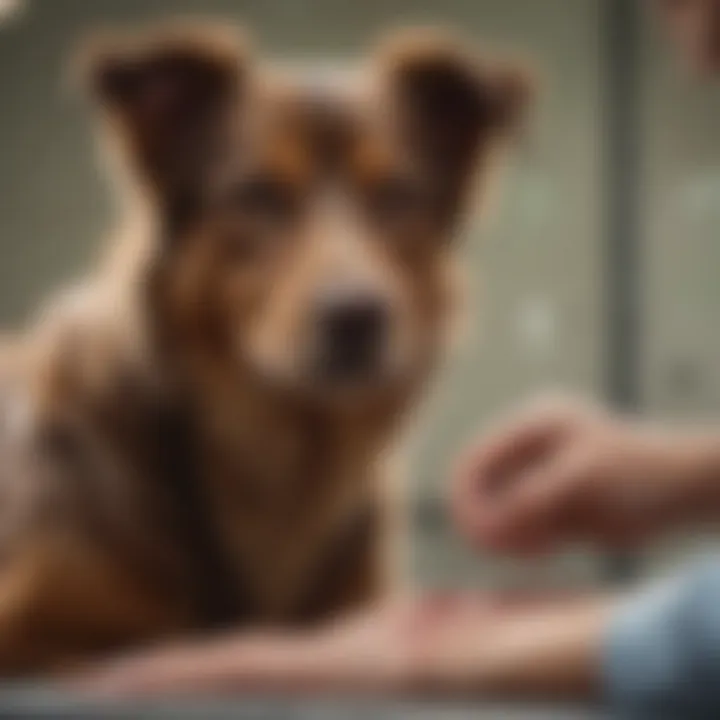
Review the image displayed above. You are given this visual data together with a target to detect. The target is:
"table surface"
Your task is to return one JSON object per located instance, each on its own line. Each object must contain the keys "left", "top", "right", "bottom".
{"left": 0, "top": 689, "right": 605, "bottom": 719}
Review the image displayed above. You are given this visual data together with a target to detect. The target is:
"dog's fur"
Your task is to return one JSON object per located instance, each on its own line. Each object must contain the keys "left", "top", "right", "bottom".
{"left": 0, "top": 22, "right": 530, "bottom": 675}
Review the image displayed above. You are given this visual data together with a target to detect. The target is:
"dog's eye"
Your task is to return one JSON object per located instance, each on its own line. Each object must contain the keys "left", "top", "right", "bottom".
{"left": 228, "top": 175, "right": 298, "bottom": 222}
{"left": 365, "top": 177, "right": 426, "bottom": 225}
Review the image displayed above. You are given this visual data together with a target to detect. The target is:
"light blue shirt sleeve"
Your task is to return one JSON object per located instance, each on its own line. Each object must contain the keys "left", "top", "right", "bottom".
{"left": 603, "top": 557, "right": 720, "bottom": 720}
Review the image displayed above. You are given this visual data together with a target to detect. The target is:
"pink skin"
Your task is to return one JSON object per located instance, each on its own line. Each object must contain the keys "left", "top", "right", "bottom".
{"left": 655, "top": 0, "right": 720, "bottom": 75}
{"left": 72, "top": 591, "right": 606, "bottom": 699}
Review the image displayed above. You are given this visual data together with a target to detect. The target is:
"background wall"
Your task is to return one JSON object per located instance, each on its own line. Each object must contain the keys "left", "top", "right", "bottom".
{"left": 0, "top": 0, "right": 718, "bottom": 589}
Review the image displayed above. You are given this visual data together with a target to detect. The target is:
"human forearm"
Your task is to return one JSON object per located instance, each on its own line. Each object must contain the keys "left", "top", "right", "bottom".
{"left": 409, "top": 595, "right": 613, "bottom": 700}
{"left": 72, "top": 595, "right": 612, "bottom": 700}
{"left": 659, "top": 430, "right": 720, "bottom": 525}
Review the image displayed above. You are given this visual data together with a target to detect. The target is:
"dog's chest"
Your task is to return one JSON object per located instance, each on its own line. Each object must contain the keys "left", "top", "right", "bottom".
{"left": 201, "top": 423, "right": 375, "bottom": 621}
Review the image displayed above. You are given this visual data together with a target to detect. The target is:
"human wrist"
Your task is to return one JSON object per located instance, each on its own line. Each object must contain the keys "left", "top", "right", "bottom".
{"left": 647, "top": 429, "right": 720, "bottom": 526}
{"left": 406, "top": 596, "right": 614, "bottom": 700}
{"left": 479, "top": 597, "right": 614, "bottom": 700}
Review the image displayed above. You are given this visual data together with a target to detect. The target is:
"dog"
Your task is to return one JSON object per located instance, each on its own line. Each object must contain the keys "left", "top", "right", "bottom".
{"left": 0, "top": 21, "right": 531, "bottom": 675}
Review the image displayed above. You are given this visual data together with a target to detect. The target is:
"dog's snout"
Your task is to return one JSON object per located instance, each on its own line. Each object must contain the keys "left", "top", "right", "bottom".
{"left": 316, "top": 292, "right": 388, "bottom": 380}
{"left": 322, "top": 297, "right": 385, "bottom": 348}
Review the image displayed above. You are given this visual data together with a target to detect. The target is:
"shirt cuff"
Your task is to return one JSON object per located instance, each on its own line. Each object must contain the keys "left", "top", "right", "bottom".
{"left": 602, "top": 558, "right": 720, "bottom": 719}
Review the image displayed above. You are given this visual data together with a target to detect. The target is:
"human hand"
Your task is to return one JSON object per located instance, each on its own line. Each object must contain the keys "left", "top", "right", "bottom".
{"left": 450, "top": 395, "right": 718, "bottom": 555}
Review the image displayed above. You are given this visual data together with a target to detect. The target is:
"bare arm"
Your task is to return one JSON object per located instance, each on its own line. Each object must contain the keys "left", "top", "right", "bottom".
{"left": 69, "top": 593, "right": 612, "bottom": 699}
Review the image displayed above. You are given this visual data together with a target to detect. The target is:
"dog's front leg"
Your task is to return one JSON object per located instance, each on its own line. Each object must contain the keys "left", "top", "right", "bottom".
{"left": 0, "top": 533, "right": 187, "bottom": 677}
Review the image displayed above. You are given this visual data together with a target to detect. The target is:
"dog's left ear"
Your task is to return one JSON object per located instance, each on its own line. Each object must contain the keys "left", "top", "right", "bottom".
{"left": 376, "top": 29, "right": 533, "bottom": 223}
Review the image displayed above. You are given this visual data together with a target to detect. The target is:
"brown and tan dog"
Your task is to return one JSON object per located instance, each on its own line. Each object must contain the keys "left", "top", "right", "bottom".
{"left": 0, "top": 22, "right": 530, "bottom": 675}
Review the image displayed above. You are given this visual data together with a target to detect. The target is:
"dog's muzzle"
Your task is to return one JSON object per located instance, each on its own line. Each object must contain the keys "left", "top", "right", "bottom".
{"left": 313, "top": 290, "right": 388, "bottom": 382}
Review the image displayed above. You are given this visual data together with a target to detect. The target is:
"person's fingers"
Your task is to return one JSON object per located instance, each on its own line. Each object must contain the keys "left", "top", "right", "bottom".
{"left": 449, "top": 398, "right": 586, "bottom": 543}
{"left": 452, "top": 452, "right": 551, "bottom": 551}
{"left": 469, "top": 447, "right": 593, "bottom": 554}
{"left": 75, "top": 634, "right": 342, "bottom": 697}
{"left": 70, "top": 641, "right": 235, "bottom": 697}
{"left": 456, "top": 399, "right": 579, "bottom": 493}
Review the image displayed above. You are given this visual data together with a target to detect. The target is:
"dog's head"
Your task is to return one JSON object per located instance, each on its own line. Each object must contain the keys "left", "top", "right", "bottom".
{"left": 80, "top": 23, "right": 531, "bottom": 403}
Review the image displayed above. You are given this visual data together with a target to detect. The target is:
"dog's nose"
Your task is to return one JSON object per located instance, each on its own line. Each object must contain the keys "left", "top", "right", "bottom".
{"left": 316, "top": 292, "right": 388, "bottom": 380}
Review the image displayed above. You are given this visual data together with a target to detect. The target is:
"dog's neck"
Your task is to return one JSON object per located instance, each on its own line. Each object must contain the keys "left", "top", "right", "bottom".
{"left": 183, "top": 351, "right": 415, "bottom": 493}
{"left": 87, "top": 215, "right": 423, "bottom": 504}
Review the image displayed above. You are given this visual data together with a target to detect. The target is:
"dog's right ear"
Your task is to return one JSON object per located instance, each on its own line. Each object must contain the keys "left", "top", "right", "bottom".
{"left": 76, "top": 22, "right": 250, "bottom": 200}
